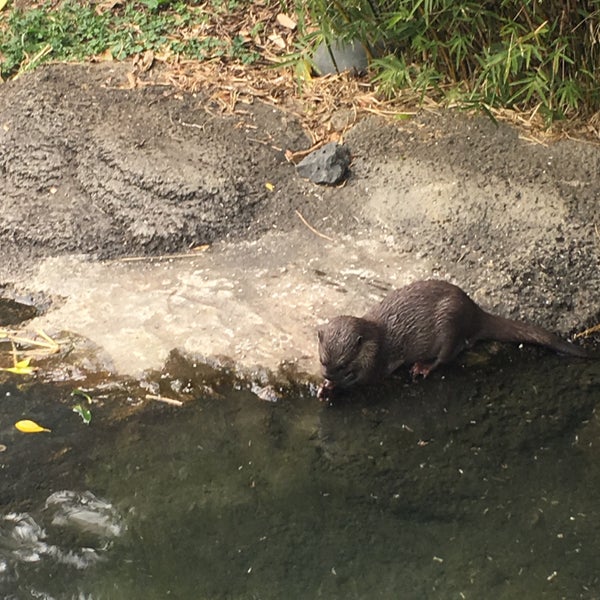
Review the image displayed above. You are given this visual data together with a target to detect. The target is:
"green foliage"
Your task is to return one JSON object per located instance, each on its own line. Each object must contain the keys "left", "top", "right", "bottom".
{"left": 0, "top": 0, "right": 261, "bottom": 79}
{"left": 299, "top": 0, "right": 600, "bottom": 121}
{"left": 139, "top": 0, "right": 177, "bottom": 11}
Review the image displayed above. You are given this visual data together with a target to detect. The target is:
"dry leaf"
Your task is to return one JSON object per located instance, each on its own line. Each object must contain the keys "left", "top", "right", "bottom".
{"left": 267, "top": 33, "right": 286, "bottom": 50}
{"left": 276, "top": 13, "right": 297, "bottom": 30}
{"left": 96, "top": 48, "right": 114, "bottom": 62}
{"left": 135, "top": 50, "right": 155, "bottom": 73}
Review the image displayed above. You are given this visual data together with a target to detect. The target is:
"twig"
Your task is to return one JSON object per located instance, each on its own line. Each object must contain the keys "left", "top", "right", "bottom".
{"left": 295, "top": 210, "right": 335, "bottom": 242}
{"left": 107, "top": 247, "right": 210, "bottom": 264}
{"left": 247, "top": 137, "right": 283, "bottom": 152}
{"left": 145, "top": 394, "right": 184, "bottom": 406}
{"left": 0, "top": 329, "right": 60, "bottom": 351}
{"left": 573, "top": 323, "right": 600, "bottom": 339}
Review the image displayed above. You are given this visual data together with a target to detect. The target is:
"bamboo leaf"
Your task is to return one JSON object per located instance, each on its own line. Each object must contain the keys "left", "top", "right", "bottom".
{"left": 72, "top": 404, "right": 92, "bottom": 425}
{"left": 71, "top": 389, "right": 93, "bottom": 404}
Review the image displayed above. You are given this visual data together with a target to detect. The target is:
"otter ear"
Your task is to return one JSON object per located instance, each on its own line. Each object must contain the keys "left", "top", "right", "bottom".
{"left": 317, "top": 328, "right": 324, "bottom": 343}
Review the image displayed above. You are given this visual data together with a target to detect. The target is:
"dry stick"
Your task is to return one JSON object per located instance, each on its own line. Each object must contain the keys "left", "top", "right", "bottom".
{"left": 295, "top": 210, "right": 335, "bottom": 242}
{"left": 36, "top": 329, "right": 60, "bottom": 349}
{"left": 108, "top": 248, "right": 210, "bottom": 264}
{"left": 0, "top": 331, "right": 59, "bottom": 351}
{"left": 10, "top": 341, "right": 18, "bottom": 368}
{"left": 573, "top": 323, "right": 600, "bottom": 340}
{"left": 145, "top": 394, "right": 184, "bottom": 407}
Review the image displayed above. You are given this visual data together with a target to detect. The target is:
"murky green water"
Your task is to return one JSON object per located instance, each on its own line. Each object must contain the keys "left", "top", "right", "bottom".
{"left": 1, "top": 352, "right": 599, "bottom": 599}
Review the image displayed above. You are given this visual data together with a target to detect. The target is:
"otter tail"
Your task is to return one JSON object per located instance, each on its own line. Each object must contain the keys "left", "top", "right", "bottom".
{"left": 479, "top": 312, "right": 590, "bottom": 358}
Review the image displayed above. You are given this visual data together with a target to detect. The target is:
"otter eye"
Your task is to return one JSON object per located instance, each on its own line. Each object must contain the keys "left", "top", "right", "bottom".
{"left": 355, "top": 335, "right": 363, "bottom": 349}
{"left": 334, "top": 361, "right": 348, "bottom": 373}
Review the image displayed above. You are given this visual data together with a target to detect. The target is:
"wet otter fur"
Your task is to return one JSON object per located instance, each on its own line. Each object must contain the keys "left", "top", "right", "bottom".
{"left": 317, "top": 279, "right": 590, "bottom": 398}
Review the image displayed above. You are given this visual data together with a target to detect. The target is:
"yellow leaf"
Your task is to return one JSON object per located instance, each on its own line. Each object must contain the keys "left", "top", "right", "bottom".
{"left": 265, "top": 182, "right": 275, "bottom": 191}
{"left": 0, "top": 358, "right": 36, "bottom": 375}
{"left": 0, "top": 0, "right": 8, "bottom": 11}
{"left": 15, "top": 419, "right": 51, "bottom": 433}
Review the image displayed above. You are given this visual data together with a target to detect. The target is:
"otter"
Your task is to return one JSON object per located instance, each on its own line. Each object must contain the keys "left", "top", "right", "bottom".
{"left": 317, "top": 279, "right": 590, "bottom": 399}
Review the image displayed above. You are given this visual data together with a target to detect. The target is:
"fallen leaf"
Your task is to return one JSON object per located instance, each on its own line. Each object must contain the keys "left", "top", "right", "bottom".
{"left": 0, "top": 0, "right": 8, "bottom": 11}
{"left": 265, "top": 182, "right": 275, "bottom": 191}
{"left": 72, "top": 404, "right": 92, "bottom": 425}
{"left": 268, "top": 33, "right": 286, "bottom": 50}
{"left": 95, "top": 0, "right": 122, "bottom": 14}
{"left": 95, "top": 48, "right": 114, "bottom": 62}
{"left": 126, "top": 72, "right": 137, "bottom": 89}
{"left": 15, "top": 419, "right": 51, "bottom": 433}
{"left": 71, "top": 389, "right": 92, "bottom": 404}
{"left": 276, "top": 13, "right": 297, "bottom": 30}
{"left": 134, "top": 50, "right": 154, "bottom": 73}
{"left": 0, "top": 358, "right": 36, "bottom": 375}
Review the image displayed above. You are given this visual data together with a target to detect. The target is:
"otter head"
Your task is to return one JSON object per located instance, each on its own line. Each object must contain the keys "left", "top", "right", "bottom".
{"left": 317, "top": 316, "right": 383, "bottom": 390}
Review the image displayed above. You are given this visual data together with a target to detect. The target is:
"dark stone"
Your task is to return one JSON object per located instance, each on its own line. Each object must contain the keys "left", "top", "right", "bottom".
{"left": 313, "top": 39, "right": 369, "bottom": 75}
{"left": 296, "top": 142, "right": 351, "bottom": 185}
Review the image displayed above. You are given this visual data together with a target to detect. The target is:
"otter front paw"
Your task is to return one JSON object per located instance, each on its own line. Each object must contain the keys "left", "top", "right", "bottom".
{"left": 410, "top": 361, "right": 434, "bottom": 379}
{"left": 317, "top": 379, "right": 336, "bottom": 401}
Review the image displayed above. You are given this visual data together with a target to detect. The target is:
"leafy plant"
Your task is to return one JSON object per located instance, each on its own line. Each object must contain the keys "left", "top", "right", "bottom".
{"left": 297, "top": 0, "right": 600, "bottom": 121}
{"left": 0, "top": 0, "right": 264, "bottom": 78}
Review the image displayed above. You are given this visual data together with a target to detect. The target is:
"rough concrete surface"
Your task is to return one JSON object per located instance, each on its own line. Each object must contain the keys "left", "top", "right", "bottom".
{"left": 0, "top": 62, "right": 598, "bottom": 378}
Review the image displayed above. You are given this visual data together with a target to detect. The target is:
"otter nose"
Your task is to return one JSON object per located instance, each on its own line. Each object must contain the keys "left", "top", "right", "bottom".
{"left": 321, "top": 365, "right": 336, "bottom": 381}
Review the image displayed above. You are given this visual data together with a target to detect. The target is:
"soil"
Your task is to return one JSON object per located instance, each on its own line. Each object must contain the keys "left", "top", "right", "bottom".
{"left": 0, "top": 62, "right": 598, "bottom": 376}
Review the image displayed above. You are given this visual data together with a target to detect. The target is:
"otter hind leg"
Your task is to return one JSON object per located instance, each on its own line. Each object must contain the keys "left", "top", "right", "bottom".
{"left": 411, "top": 335, "right": 466, "bottom": 379}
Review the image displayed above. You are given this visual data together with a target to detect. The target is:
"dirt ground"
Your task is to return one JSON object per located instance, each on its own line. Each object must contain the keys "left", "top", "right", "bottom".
{"left": 0, "top": 62, "right": 598, "bottom": 373}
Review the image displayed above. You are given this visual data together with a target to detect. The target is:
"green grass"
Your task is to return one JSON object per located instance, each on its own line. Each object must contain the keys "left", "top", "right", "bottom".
{"left": 4, "top": 0, "right": 600, "bottom": 123}
{"left": 0, "top": 0, "right": 262, "bottom": 79}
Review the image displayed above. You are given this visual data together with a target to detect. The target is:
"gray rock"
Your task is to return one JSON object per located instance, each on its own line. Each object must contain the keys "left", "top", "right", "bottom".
{"left": 313, "top": 39, "right": 369, "bottom": 75}
{"left": 296, "top": 142, "right": 351, "bottom": 184}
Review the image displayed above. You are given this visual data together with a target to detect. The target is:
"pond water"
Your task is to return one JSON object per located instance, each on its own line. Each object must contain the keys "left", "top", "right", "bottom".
{"left": 1, "top": 351, "right": 599, "bottom": 599}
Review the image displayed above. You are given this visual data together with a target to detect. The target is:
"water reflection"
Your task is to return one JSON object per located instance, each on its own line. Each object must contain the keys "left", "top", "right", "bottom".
{"left": 0, "top": 352, "right": 599, "bottom": 599}
{"left": 0, "top": 491, "right": 123, "bottom": 599}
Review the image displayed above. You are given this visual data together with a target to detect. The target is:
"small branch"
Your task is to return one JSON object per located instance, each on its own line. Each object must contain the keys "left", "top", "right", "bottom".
{"left": 146, "top": 394, "right": 184, "bottom": 407}
{"left": 107, "top": 247, "right": 210, "bottom": 264}
{"left": 295, "top": 210, "right": 335, "bottom": 242}
{"left": 573, "top": 323, "right": 600, "bottom": 340}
